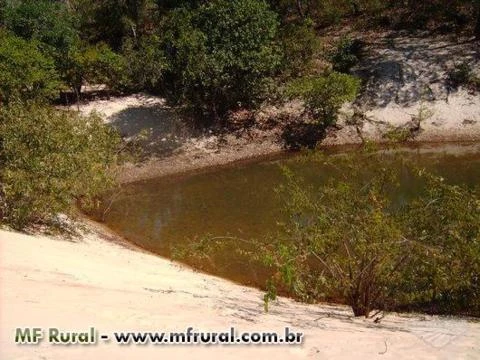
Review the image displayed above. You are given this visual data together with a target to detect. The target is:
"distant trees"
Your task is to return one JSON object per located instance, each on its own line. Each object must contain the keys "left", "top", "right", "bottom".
{"left": 0, "top": 0, "right": 478, "bottom": 113}
{"left": 0, "top": 31, "right": 60, "bottom": 104}
{"left": 269, "top": 0, "right": 480, "bottom": 34}
{"left": 0, "top": 0, "right": 288, "bottom": 116}
{"left": 69, "top": 0, "right": 129, "bottom": 49}
{"left": 63, "top": 42, "right": 128, "bottom": 98}
{"left": 122, "top": 34, "right": 167, "bottom": 92}
{"left": 279, "top": 19, "right": 318, "bottom": 77}
{"left": 3, "top": 0, "right": 78, "bottom": 53}
{"left": 1, "top": 0, "right": 477, "bottom": 109}
{"left": 161, "top": 0, "right": 282, "bottom": 120}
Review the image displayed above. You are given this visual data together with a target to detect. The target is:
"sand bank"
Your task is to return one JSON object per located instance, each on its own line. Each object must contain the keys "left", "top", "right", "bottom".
{"left": 1, "top": 228, "right": 479, "bottom": 359}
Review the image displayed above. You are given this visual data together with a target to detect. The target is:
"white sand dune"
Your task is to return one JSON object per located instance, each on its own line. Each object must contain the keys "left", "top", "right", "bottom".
{"left": 1, "top": 228, "right": 479, "bottom": 359}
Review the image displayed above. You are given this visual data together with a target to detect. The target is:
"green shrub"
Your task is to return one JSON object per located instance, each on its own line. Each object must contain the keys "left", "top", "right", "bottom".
{"left": 263, "top": 155, "right": 407, "bottom": 316}
{"left": 287, "top": 72, "right": 360, "bottom": 126}
{"left": 0, "top": 102, "right": 121, "bottom": 229}
{"left": 3, "top": 0, "right": 78, "bottom": 53}
{"left": 122, "top": 35, "right": 168, "bottom": 92}
{"left": 315, "top": 0, "right": 348, "bottom": 25}
{"left": 68, "top": 0, "right": 129, "bottom": 50}
{"left": 399, "top": 171, "right": 480, "bottom": 315}
{"left": 0, "top": 31, "right": 61, "bottom": 103}
{"left": 328, "top": 36, "right": 363, "bottom": 73}
{"left": 448, "top": 62, "right": 480, "bottom": 92}
{"left": 162, "top": 0, "right": 282, "bottom": 120}
{"left": 3, "top": 0, "right": 80, "bottom": 86}
{"left": 262, "top": 152, "right": 480, "bottom": 317}
{"left": 64, "top": 42, "right": 128, "bottom": 96}
{"left": 279, "top": 19, "right": 318, "bottom": 77}
{"left": 172, "top": 150, "right": 480, "bottom": 317}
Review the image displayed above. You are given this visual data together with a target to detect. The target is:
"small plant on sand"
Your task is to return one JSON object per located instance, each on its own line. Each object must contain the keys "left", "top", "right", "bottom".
{"left": 448, "top": 62, "right": 480, "bottom": 92}
{"left": 286, "top": 72, "right": 360, "bottom": 127}
{"left": 328, "top": 36, "right": 363, "bottom": 73}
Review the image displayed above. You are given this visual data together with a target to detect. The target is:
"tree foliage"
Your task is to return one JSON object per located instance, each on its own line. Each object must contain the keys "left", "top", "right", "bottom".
{"left": 0, "top": 31, "right": 61, "bottom": 104}
{"left": 3, "top": 0, "right": 79, "bottom": 53}
{"left": 399, "top": 171, "right": 480, "bottom": 315}
{"left": 261, "top": 152, "right": 480, "bottom": 317}
{"left": 0, "top": 102, "right": 121, "bottom": 228}
{"left": 63, "top": 42, "right": 128, "bottom": 96}
{"left": 122, "top": 34, "right": 168, "bottom": 92}
{"left": 279, "top": 18, "right": 318, "bottom": 77}
{"left": 287, "top": 72, "right": 360, "bottom": 127}
{"left": 328, "top": 36, "right": 363, "bottom": 73}
{"left": 162, "top": 0, "right": 282, "bottom": 119}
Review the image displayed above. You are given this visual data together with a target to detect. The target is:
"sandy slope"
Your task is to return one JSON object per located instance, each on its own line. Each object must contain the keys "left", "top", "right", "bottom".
{"left": 1, "top": 229, "right": 479, "bottom": 360}
{"left": 63, "top": 34, "right": 480, "bottom": 183}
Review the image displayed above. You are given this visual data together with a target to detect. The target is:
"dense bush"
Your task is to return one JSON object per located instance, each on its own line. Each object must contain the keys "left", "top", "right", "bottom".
{"left": 399, "top": 172, "right": 480, "bottom": 315}
{"left": 63, "top": 42, "right": 128, "bottom": 97}
{"left": 328, "top": 36, "right": 363, "bottom": 73}
{"left": 122, "top": 35, "right": 168, "bottom": 92}
{"left": 0, "top": 31, "right": 61, "bottom": 104}
{"left": 263, "top": 154, "right": 407, "bottom": 316}
{"left": 162, "top": 0, "right": 282, "bottom": 120}
{"left": 279, "top": 19, "right": 318, "bottom": 77}
{"left": 3, "top": 0, "right": 133, "bottom": 97}
{"left": 0, "top": 103, "right": 121, "bottom": 229}
{"left": 69, "top": 0, "right": 131, "bottom": 50}
{"left": 448, "top": 62, "right": 480, "bottom": 92}
{"left": 3, "top": 0, "right": 78, "bottom": 53}
{"left": 286, "top": 72, "right": 360, "bottom": 126}
{"left": 262, "top": 152, "right": 480, "bottom": 317}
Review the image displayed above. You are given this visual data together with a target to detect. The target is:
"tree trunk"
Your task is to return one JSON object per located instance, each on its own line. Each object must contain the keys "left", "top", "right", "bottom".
{"left": 351, "top": 302, "right": 370, "bottom": 317}
{"left": 350, "top": 291, "right": 371, "bottom": 318}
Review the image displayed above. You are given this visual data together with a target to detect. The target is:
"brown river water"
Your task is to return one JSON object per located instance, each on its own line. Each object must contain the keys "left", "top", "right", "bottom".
{"left": 100, "top": 143, "right": 480, "bottom": 288}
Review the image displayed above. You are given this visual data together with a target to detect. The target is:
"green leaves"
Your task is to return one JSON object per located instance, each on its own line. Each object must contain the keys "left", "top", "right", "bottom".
{"left": 0, "top": 102, "right": 121, "bottom": 229}
{"left": 0, "top": 31, "right": 61, "bottom": 104}
{"left": 286, "top": 72, "right": 360, "bottom": 126}
{"left": 162, "top": 0, "right": 282, "bottom": 118}
{"left": 279, "top": 19, "right": 318, "bottom": 77}
{"left": 122, "top": 35, "right": 168, "bottom": 92}
{"left": 265, "top": 152, "right": 480, "bottom": 317}
{"left": 64, "top": 42, "right": 128, "bottom": 94}
{"left": 3, "top": 0, "right": 78, "bottom": 53}
{"left": 328, "top": 36, "right": 362, "bottom": 73}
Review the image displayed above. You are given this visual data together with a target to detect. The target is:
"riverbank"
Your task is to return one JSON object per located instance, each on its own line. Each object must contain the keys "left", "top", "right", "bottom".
{"left": 72, "top": 90, "right": 480, "bottom": 184}
{"left": 68, "top": 33, "right": 480, "bottom": 183}
{"left": 1, "top": 227, "right": 479, "bottom": 360}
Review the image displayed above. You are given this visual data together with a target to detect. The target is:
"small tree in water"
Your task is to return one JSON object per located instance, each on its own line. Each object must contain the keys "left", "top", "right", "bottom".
{"left": 262, "top": 151, "right": 480, "bottom": 317}
{"left": 262, "top": 152, "right": 411, "bottom": 317}
{"left": 174, "top": 150, "right": 480, "bottom": 318}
